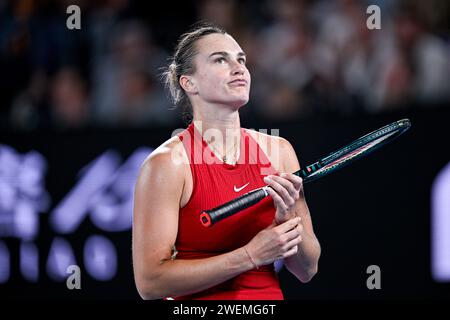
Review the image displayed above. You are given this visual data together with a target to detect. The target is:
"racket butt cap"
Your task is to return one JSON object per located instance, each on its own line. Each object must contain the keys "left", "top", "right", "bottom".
{"left": 200, "top": 212, "right": 212, "bottom": 227}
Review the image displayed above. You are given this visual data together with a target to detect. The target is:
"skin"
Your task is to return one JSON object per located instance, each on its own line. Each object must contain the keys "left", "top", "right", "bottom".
{"left": 132, "top": 33, "right": 321, "bottom": 299}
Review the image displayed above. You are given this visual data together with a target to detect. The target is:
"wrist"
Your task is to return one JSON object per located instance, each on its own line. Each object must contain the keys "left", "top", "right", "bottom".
{"left": 274, "top": 213, "right": 296, "bottom": 225}
{"left": 242, "top": 246, "right": 259, "bottom": 270}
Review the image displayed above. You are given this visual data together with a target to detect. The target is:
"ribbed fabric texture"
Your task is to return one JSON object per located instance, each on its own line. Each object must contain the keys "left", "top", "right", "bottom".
{"left": 171, "top": 123, "right": 283, "bottom": 300}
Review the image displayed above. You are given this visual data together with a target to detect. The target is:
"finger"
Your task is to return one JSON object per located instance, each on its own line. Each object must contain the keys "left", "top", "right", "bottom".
{"left": 281, "top": 223, "right": 303, "bottom": 242}
{"left": 269, "top": 174, "right": 298, "bottom": 196}
{"left": 266, "top": 187, "right": 288, "bottom": 213}
{"left": 282, "top": 234, "right": 302, "bottom": 251}
{"left": 280, "top": 173, "right": 303, "bottom": 191}
{"left": 265, "top": 176, "right": 296, "bottom": 207}
{"left": 282, "top": 244, "right": 298, "bottom": 258}
{"left": 269, "top": 175, "right": 299, "bottom": 201}
{"left": 275, "top": 217, "right": 301, "bottom": 233}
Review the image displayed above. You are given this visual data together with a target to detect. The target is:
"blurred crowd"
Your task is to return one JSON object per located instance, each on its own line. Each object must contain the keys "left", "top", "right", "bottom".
{"left": 0, "top": 0, "right": 449, "bottom": 131}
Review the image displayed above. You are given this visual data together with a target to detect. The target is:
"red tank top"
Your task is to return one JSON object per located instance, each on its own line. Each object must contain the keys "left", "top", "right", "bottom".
{"left": 172, "top": 122, "right": 283, "bottom": 300}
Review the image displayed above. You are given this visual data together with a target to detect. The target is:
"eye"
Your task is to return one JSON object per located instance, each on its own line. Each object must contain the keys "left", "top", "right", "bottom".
{"left": 215, "top": 57, "right": 226, "bottom": 64}
{"left": 238, "top": 58, "right": 246, "bottom": 64}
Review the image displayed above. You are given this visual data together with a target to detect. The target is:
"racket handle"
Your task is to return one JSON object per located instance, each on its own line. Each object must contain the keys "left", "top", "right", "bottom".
{"left": 200, "top": 187, "right": 269, "bottom": 227}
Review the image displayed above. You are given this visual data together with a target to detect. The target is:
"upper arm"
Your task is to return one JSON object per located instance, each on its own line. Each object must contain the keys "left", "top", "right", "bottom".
{"left": 279, "top": 137, "right": 301, "bottom": 173}
{"left": 132, "top": 143, "right": 186, "bottom": 290}
{"left": 280, "top": 138, "right": 317, "bottom": 235}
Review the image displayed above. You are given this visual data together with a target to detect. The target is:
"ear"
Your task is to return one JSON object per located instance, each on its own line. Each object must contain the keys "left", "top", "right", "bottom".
{"left": 179, "top": 75, "right": 198, "bottom": 95}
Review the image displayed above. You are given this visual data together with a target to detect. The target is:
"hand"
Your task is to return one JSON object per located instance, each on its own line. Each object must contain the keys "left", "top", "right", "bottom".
{"left": 263, "top": 173, "right": 303, "bottom": 224}
{"left": 244, "top": 217, "right": 303, "bottom": 267}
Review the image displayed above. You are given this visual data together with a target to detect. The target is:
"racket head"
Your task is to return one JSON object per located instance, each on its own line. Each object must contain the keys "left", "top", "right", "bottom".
{"left": 295, "top": 119, "right": 411, "bottom": 183}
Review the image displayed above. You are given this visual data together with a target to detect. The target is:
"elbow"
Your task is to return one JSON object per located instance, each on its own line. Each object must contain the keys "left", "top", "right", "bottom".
{"left": 296, "top": 265, "right": 318, "bottom": 283}
{"left": 135, "top": 274, "right": 167, "bottom": 300}
{"left": 298, "top": 265, "right": 318, "bottom": 283}
{"left": 136, "top": 286, "right": 159, "bottom": 300}
{"left": 299, "top": 242, "right": 321, "bottom": 283}
{"left": 135, "top": 281, "right": 158, "bottom": 300}
{"left": 285, "top": 260, "right": 319, "bottom": 283}
{"left": 133, "top": 258, "right": 170, "bottom": 299}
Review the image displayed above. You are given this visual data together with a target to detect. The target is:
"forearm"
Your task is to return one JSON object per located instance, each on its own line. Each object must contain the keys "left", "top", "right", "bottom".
{"left": 137, "top": 247, "right": 254, "bottom": 299}
{"left": 284, "top": 229, "right": 321, "bottom": 282}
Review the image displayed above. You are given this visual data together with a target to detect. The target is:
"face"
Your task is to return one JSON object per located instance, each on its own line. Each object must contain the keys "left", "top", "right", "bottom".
{"left": 188, "top": 33, "right": 251, "bottom": 109}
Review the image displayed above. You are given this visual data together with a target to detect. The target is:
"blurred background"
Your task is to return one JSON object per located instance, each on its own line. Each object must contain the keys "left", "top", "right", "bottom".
{"left": 0, "top": 0, "right": 449, "bottom": 299}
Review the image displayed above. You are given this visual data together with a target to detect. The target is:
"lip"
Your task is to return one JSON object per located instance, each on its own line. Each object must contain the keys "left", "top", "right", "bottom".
{"left": 228, "top": 79, "right": 248, "bottom": 86}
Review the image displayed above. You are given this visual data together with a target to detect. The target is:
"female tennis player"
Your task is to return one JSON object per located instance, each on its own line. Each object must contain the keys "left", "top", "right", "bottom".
{"left": 132, "top": 24, "right": 321, "bottom": 300}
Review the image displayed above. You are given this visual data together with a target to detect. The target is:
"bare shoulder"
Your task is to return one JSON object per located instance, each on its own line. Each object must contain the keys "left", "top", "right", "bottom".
{"left": 137, "top": 135, "right": 188, "bottom": 190}
{"left": 243, "top": 128, "right": 299, "bottom": 172}
{"left": 144, "top": 134, "right": 188, "bottom": 168}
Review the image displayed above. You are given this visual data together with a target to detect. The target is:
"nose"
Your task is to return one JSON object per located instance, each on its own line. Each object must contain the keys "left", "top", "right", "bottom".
{"left": 231, "top": 60, "right": 245, "bottom": 75}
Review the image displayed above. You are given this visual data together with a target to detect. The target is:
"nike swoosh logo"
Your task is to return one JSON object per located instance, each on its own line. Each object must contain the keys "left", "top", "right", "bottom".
{"left": 234, "top": 182, "right": 250, "bottom": 192}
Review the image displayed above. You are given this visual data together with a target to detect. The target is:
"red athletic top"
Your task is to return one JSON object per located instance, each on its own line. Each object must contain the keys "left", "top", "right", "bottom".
{"left": 170, "top": 122, "right": 283, "bottom": 300}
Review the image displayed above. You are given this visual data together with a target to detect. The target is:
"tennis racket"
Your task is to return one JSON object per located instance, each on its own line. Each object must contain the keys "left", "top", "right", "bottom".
{"left": 200, "top": 118, "right": 411, "bottom": 227}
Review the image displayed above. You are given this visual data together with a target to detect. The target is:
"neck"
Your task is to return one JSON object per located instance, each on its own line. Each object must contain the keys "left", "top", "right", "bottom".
{"left": 193, "top": 101, "right": 241, "bottom": 131}
{"left": 192, "top": 103, "right": 242, "bottom": 163}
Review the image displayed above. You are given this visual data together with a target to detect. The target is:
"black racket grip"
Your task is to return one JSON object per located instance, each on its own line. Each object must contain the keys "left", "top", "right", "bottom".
{"left": 200, "top": 188, "right": 268, "bottom": 227}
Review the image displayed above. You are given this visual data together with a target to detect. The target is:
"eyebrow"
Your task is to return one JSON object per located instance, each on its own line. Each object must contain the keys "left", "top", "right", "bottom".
{"left": 208, "top": 51, "right": 246, "bottom": 59}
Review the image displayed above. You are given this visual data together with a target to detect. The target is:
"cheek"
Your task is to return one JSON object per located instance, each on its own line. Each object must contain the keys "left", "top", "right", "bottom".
{"left": 199, "top": 73, "right": 225, "bottom": 93}
{"left": 200, "top": 73, "right": 220, "bottom": 90}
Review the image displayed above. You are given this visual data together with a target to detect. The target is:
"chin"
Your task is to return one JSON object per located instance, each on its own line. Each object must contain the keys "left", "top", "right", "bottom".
{"left": 229, "top": 95, "right": 250, "bottom": 109}
{"left": 230, "top": 100, "right": 249, "bottom": 110}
